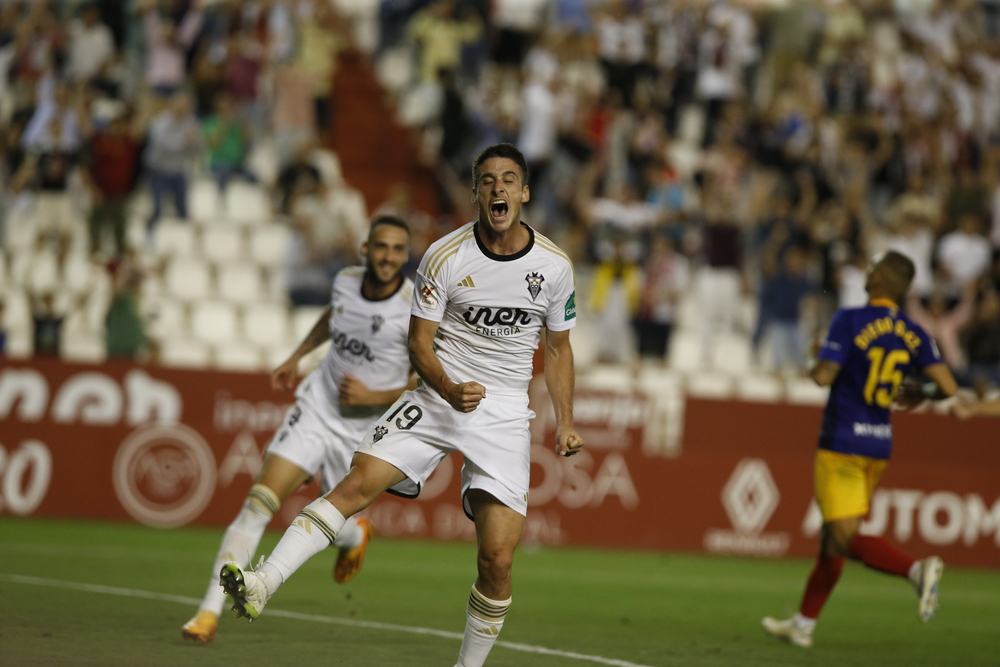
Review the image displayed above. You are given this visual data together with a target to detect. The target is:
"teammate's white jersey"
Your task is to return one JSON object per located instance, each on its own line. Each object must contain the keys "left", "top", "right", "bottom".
{"left": 297, "top": 266, "right": 414, "bottom": 425}
{"left": 411, "top": 221, "right": 576, "bottom": 395}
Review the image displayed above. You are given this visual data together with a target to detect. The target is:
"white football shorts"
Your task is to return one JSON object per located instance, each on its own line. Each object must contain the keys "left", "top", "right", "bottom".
{"left": 356, "top": 385, "right": 535, "bottom": 519}
{"left": 266, "top": 401, "right": 377, "bottom": 495}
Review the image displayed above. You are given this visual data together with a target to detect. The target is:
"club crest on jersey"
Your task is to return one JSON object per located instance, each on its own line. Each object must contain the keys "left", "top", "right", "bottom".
{"left": 371, "top": 314, "right": 384, "bottom": 334}
{"left": 525, "top": 272, "right": 544, "bottom": 302}
{"left": 372, "top": 425, "right": 388, "bottom": 443}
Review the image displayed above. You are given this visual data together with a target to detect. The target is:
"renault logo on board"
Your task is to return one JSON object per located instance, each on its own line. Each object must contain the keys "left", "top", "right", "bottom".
{"left": 704, "top": 458, "right": 790, "bottom": 556}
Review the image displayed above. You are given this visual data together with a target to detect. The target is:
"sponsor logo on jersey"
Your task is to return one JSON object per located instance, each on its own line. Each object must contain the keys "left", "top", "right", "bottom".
{"left": 462, "top": 306, "right": 532, "bottom": 336}
{"left": 525, "top": 272, "right": 544, "bottom": 301}
{"left": 371, "top": 314, "right": 384, "bottom": 334}
{"left": 372, "top": 425, "right": 388, "bottom": 443}
{"left": 565, "top": 291, "right": 576, "bottom": 320}
{"left": 458, "top": 275, "right": 476, "bottom": 288}
{"left": 418, "top": 280, "right": 438, "bottom": 309}
{"left": 331, "top": 327, "right": 376, "bottom": 361}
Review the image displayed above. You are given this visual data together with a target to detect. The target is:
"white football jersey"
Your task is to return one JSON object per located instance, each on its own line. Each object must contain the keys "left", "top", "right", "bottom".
{"left": 411, "top": 221, "right": 577, "bottom": 395}
{"left": 297, "top": 266, "right": 414, "bottom": 423}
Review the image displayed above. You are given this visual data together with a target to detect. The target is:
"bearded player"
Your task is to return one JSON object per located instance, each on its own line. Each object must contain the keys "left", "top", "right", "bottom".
{"left": 182, "top": 217, "right": 416, "bottom": 642}
{"left": 217, "top": 143, "right": 583, "bottom": 667}
{"left": 763, "top": 251, "right": 958, "bottom": 648}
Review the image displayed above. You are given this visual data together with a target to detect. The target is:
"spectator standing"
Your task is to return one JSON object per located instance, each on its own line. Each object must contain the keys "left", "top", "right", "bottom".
{"left": 296, "top": 1, "right": 347, "bottom": 138}
{"left": 634, "top": 234, "right": 689, "bottom": 363}
{"left": 907, "top": 285, "right": 975, "bottom": 374}
{"left": 202, "top": 92, "right": 255, "bottom": 199}
{"left": 145, "top": 92, "right": 202, "bottom": 235}
{"left": 760, "top": 245, "right": 816, "bottom": 373}
{"left": 83, "top": 106, "right": 145, "bottom": 257}
{"left": 962, "top": 289, "right": 1000, "bottom": 389}
{"left": 105, "top": 250, "right": 147, "bottom": 360}
{"left": 406, "top": 0, "right": 483, "bottom": 84}
{"left": 937, "top": 213, "right": 992, "bottom": 294}
{"left": 66, "top": 2, "right": 116, "bottom": 89}
{"left": 140, "top": 0, "right": 203, "bottom": 97}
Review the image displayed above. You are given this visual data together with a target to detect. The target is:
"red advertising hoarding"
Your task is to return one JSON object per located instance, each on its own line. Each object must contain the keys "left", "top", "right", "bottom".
{"left": 1, "top": 360, "right": 998, "bottom": 568}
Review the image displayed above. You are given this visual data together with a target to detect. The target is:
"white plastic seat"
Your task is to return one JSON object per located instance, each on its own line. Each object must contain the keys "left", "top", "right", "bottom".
{"left": 159, "top": 338, "right": 211, "bottom": 368}
{"left": 667, "top": 329, "right": 703, "bottom": 373}
{"left": 217, "top": 263, "right": 265, "bottom": 304}
{"left": 214, "top": 341, "right": 263, "bottom": 371}
{"left": 190, "top": 179, "right": 221, "bottom": 221}
{"left": 736, "top": 374, "right": 784, "bottom": 403}
{"left": 638, "top": 367, "right": 683, "bottom": 396}
{"left": 711, "top": 333, "right": 752, "bottom": 374}
{"left": 685, "top": 373, "right": 735, "bottom": 399}
{"left": 243, "top": 301, "right": 291, "bottom": 347}
{"left": 1, "top": 289, "right": 31, "bottom": 331}
{"left": 225, "top": 182, "right": 270, "bottom": 225}
{"left": 190, "top": 300, "right": 239, "bottom": 345}
{"left": 201, "top": 226, "right": 247, "bottom": 263}
{"left": 250, "top": 224, "right": 293, "bottom": 267}
{"left": 165, "top": 257, "right": 213, "bottom": 300}
{"left": 26, "top": 250, "right": 60, "bottom": 294}
{"left": 144, "top": 297, "right": 188, "bottom": 339}
{"left": 62, "top": 331, "right": 107, "bottom": 363}
{"left": 579, "top": 365, "right": 634, "bottom": 392}
{"left": 785, "top": 378, "right": 830, "bottom": 405}
{"left": 313, "top": 149, "right": 343, "bottom": 186}
{"left": 154, "top": 219, "right": 197, "bottom": 257}
{"left": 62, "top": 251, "right": 100, "bottom": 294}
{"left": 292, "top": 305, "right": 329, "bottom": 341}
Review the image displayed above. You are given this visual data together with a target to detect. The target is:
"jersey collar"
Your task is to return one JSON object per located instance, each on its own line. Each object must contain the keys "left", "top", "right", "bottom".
{"left": 473, "top": 221, "right": 535, "bottom": 262}
{"left": 869, "top": 297, "right": 899, "bottom": 311}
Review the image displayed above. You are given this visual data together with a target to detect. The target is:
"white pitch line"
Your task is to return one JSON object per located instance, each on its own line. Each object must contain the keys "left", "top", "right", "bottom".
{"left": 0, "top": 573, "right": 655, "bottom": 667}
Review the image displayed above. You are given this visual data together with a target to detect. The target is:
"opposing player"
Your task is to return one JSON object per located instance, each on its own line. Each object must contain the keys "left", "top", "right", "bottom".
{"left": 218, "top": 143, "right": 583, "bottom": 667}
{"left": 181, "top": 216, "right": 415, "bottom": 642}
{"left": 762, "top": 251, "right": 958, "bottom": 648}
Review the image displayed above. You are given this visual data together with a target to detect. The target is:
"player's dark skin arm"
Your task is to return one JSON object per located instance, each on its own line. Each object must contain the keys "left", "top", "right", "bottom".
{"left": 544, "top": 329, "right": 584, "bottom": 457}
{"left": 408, "top": 315, "right": 485, "bottom": 412}
{"left": 810, "top": 359, "right": 841, "bottom": 387}
{"left": 271, "top": 306, "right": 333, "bottom": 391}
{"left": 895, "top": 363, "right": 959, "bottom": 409}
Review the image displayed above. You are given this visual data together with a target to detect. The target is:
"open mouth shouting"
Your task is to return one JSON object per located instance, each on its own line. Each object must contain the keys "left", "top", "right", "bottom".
{"left": 489, "top": 199, "right": 510, "bottom": 224}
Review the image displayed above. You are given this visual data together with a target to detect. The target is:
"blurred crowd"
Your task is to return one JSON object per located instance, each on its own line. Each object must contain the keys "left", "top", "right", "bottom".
{"left": 376, "top": 0, "right": 1000, "bottom": 389}
{"left": 1, "top": 0, "right": 999, "bottom": 393}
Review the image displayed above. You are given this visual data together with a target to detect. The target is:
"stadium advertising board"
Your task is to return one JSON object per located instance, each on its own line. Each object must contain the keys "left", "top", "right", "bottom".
{"left": 1, "top": 360, "right": 998, "bottom": 568}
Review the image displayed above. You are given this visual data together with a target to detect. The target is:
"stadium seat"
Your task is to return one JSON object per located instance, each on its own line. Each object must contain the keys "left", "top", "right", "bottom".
{"left": 638, "top": 367, "right": 683, "bottom": 396}
{"left": 785, "top": 377, "right": 830, "bottom": 405}
{"left": 736, "top": 374, "right": 784, "bottom": 403}
{"left": 190, "top": 300, "right": 239, "bottom": 345}
{"left": 250, "top": 224, "right": 292, "bottom": 268}
{"left": 685, "top": 373, "right": 735, "bottom": 399}
{"left": 313, "top": 149, "right": 343, "bottom": 187}
{"left": 4, "top": 327, "right": 32, "bottom": 358}
{"left": 215, "top": 341, "right": 264, "bottom": 371}
{"left": 25, "top": 249, "right": 60, "bottom": 294}
{"left": 155, "top": 220, "right": 198, "bottom": 258}
{"left": 668, "top": 330, "right": 703, "bottom": 373}
{"left": 247, "top": 140, "right": 279, "bottom": 186}
{"left": 62, "top": 331, "right": 107, "bottom": 363}
{"left": 711, "top": 333, "right": 753, "bottom": 374}
{"left": 243, "top": 301, "right": 292, "bottom": 348}
{"left": 165, "top": 257, "right": 213, "bottom": 300}
{"left": 62, "top": 252, "right": 101, "bottom": 294}
{"left": 579, "top": 364, "right": 635, "bottom": 392}
{"left": 2, "top": 288, "right": 31, "bottom": 332}
{"left": 159, "top": 338, "right": 211, "bottom": 368}
{"left": 145, "top": 297, "right": 188, "bottom": 339}
{"left": 292, "top": 305, "right": 329, "bottom": 341}
{"left": 189, "top": 179, "right": 221, "bottom": 220}
{"left": 217, "top": 263, "right": 265, "bottom": 304}
{"left": 225, "top": 182, "right": 270, "bottom": 225}
{"left": 201, "top": 226, "right": 247, "bottom": 264}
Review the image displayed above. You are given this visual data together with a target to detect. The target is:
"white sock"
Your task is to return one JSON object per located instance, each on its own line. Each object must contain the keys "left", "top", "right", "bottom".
{"left": 260, "top": 497, "right": 346, "bottom": 589}
{"left": 908, "top": 561, "right": 922, "bottom": 589}
{"left": 199, "top": 483, "right": 278, "bottom": 615}
{"left": 332, "top": 516, "right": 363, "bottom": 550}
{"left": 793, "top": 612, "right": 816, "bottom": 632}
{"left": 455, "top": 586, "right": 511, "bottom": 667}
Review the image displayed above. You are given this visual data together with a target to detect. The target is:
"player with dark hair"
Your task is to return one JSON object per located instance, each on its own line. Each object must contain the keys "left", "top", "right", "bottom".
{"left": 181, "top": 217, "right": 415, "bottom": 642}
{"left": 763, "top": 250, "right": 958, "bottom": 648}
{"left": 217, "top": 143, "right": 582, "bottom": 667}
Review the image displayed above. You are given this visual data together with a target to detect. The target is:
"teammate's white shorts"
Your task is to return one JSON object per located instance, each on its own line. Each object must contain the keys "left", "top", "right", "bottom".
{"left": 266, "top": 400, "right": 378, "bottom": 494}
{"left": 356, "top": 385, "right": 535, "bottom": 519}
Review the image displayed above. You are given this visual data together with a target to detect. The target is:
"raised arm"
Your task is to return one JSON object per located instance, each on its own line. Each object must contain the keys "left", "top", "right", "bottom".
{"left": 271, "top": 306, "right": 332, "bottom": 391}
{"left": 407, "top": 315, "right": 484, "bottom": 412}
{"left": 544, "top": 328, "right": 584, "bottom": 457}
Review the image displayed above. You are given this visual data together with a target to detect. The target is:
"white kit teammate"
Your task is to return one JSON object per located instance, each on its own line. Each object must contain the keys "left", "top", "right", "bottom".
{"left": 219, "top": 143, "right": 584, "bottom": 667}
{"left": 182, "top": 217, "right": 415, "bottom": 643}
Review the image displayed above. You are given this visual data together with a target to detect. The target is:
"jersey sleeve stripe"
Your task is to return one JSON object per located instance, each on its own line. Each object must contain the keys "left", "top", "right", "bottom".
{"left": 422, "top": 231, "right": 466, "bottom": 276}
{"left": 427, "top": 229, "right": 474, "bottom": 280}
{"left": 533, "top": 234, "right": 572, "bottom": 262}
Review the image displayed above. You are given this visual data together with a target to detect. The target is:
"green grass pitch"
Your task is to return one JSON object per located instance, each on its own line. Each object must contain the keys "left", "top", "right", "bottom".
{"left": 1, "top": 516, "right": 997, "bottom": 666}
